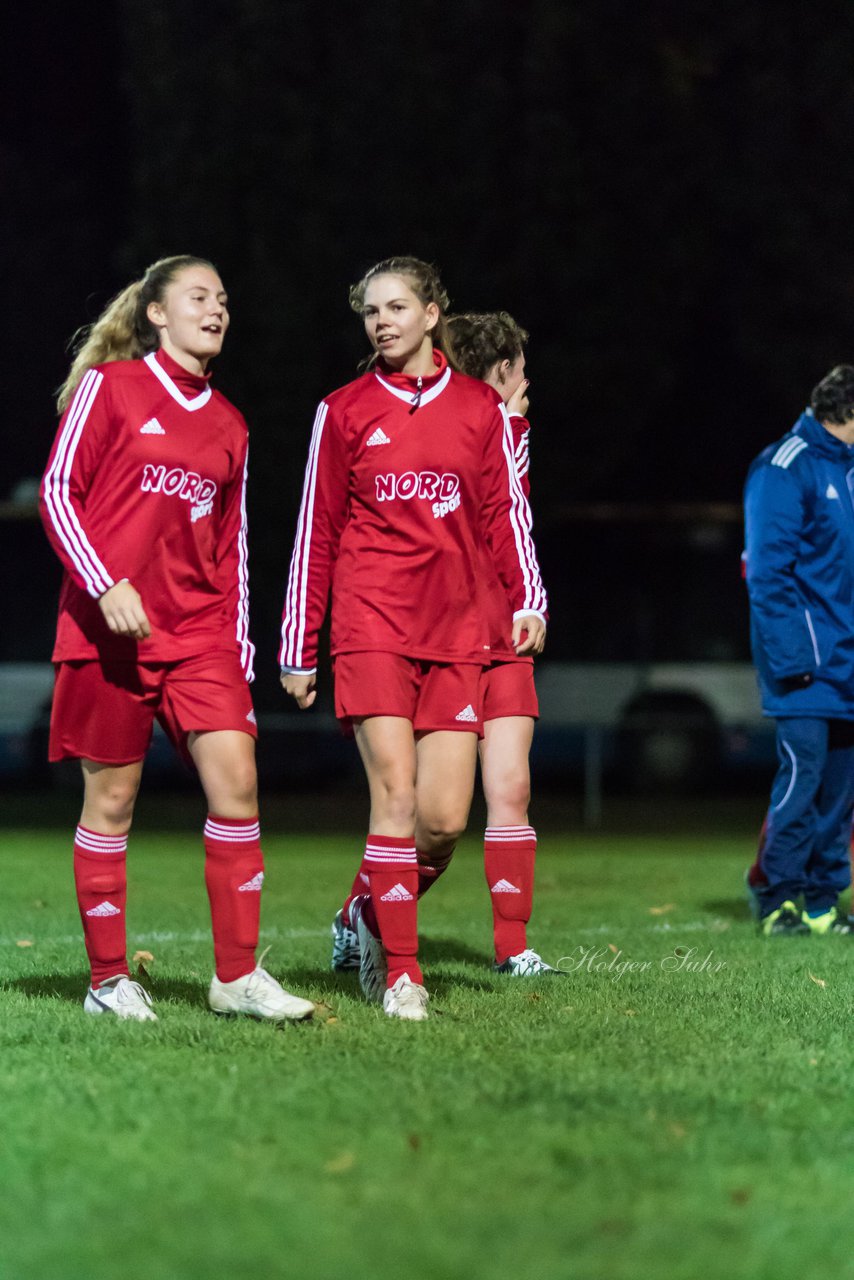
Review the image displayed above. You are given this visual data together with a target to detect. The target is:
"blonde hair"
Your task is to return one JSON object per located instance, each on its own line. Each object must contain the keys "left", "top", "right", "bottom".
{"left": 56, "top": 254, "right": 217, "bottom": 412}
{"left": 348, "top": 256, "right": 458, "bottom": 371}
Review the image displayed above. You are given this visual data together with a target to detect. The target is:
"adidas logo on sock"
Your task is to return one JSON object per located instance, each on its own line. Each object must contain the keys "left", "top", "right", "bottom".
{"left": 455, "top": 704, "right": 477, "bottom": 723}
{"left": 380, "top": 882, "right": 414, "bottom": 902}
{"left": 86, "top": 900, "right": 122, "bottom": 917}
{"left": 490, "top": 879, "right": 521, "bottom": 894}
{"left": 237, "top": 872, "right": 265, "bottom": 892}
{"left": 139, "top": 417, "right": 166, "bottom": 435}
{"left": 366, "top": 427, "right": 391, "bottom": 447}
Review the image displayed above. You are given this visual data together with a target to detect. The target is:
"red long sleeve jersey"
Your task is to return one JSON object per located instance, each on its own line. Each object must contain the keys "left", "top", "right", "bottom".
{"left": 486, "top": 412, "right": 535, "bottom": 662}
{"left": 40, "top": 348, "right": 254, "bottom": 679}
{"left": 279, "top": 354, "right": 547, "bottom": 672}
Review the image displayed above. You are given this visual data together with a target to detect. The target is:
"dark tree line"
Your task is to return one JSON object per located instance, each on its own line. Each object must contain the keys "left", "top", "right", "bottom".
{"left": 5, "top": 1, "right": 854, "bottom": 672}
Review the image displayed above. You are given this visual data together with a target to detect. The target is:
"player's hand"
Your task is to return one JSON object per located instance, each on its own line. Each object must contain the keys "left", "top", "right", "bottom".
{"left": 98, "top": 580, "right": 151, "bottom": 640}
{"left": 507, "top": 379, "right": 530, "bottom": 418}
{"left": 512, "top": 613, "right": 546, "bottom": 656}
{"left": 281, "top": 672, "right": 317, "bottom": 710}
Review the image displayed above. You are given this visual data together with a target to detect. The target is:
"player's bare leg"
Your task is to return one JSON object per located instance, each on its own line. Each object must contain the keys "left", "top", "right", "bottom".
{"left": 189, "top": 729, "right": 313, "bottom": 1021}
{"left": 414, "top": 728, "right": 479, "bottom": 870}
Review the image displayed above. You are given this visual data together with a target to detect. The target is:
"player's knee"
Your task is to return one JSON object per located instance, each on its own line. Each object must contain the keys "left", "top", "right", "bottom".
{"left": 95, "top": 778, "right": 140, "bottom": 826}
{"left": 376, "top": 778, "right": 416, "bottom": 829}
{"left": 226, "top": 759, "right": 258, "bottom": 809}
{"left": 484, "top": 771, "right": 530, "bottom": 824}
{"left": 419, "top": 816, "right": 465, "bottom": 851}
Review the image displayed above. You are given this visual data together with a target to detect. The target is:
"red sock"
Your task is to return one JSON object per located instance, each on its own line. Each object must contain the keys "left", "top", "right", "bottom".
{"left": 484, "top": 825, "right": 536, "bottom": 963}
{"left": 73, "top": 825, "right": 129, "bottom": 987}
{"left": 203, "top": 815, "right": 264, "bottom": 983}
{"left": 417, "top": 857, "right": 451, "bottom": 899}
{"left": 342, "top": 855, "right": 371, "bottom": 926}
{"left": 364, "top": 835, "right": 421, "bottom": 987}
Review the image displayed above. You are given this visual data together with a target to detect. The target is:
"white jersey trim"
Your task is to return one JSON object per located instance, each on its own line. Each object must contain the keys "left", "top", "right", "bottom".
{"left": 498, "top": 404, "right": 548, "bottom": 615}
{"left": 235, "top": 453, "right": 255, "bottom": 682}
{"left": 42, "top": 369, "right": 115, "bottom": 598}
{"left": 374, "top": 366, "right": 452, "bottom": 407}
{"left": 144, "top": 352, "right": 212, "bottom": 412}
{"left": 280, "top": 401, "right": 328, "bottom": 667}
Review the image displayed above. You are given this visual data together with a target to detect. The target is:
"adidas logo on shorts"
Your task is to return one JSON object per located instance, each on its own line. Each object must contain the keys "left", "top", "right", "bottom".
{"left": 237, "top": 872, "right": 265, "bottom": 892}
{"left": 139, "top": 417, "right": 166, "bottom": 435}
{"left": 86, "top": 900, "right": 122, "bottom": 917}
{"left": 366, "top": 427, "right": 391, "bottom": 447}
{"left": 455, "top": 704, "right": 477, "bottom": 723}
{"left": 490, "top": 879, "right": 521, "bottom": 894}
{"left": 246, "top": 709, "right": 257, "bottom": 725}
{"left": 380, "top": 882, "right": 414, "bottom": 902}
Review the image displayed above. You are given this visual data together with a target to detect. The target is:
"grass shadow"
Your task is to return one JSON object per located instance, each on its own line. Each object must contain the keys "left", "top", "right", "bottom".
{"left": 419, "top": 936, "right": 492, "bottom": 966}
{"left": 703, "top": 898, "right": 752, "bottom": 921}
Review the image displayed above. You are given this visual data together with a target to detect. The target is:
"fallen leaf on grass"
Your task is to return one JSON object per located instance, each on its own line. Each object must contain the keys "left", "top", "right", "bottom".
{"left": 649, "top": 904, "right": 676, "bottom": 916}
{"left": 730, "top": 1188, "right": 751, "bottom": 1205}
{"left": 324, "top": 1152, "right": 355, "bottom": 1174}
{"left": 132, "top": 950, "right": 154, "bottom": 965}
{"left": 808, "top": 972, "right": 827, "bottom": 989}
{"left": 809, "top": 1058, "right": 818, "bottom": 1066}
{"left": 311, "top": 1001, "right": 336, "bottom": 1023}
{"left": 16, "top": 940, "right": 33, "bottom": 948}
{"left": 407, "top": 1134, "right": 421, "bottom": 1151}
{"left": 608, "top": 943, "right": 619, "bottom": 954}
{"left": 623, "top": 1009, "right": 637, "bottom": 1017}
{"left": 527, "top": 992, "right": 542, "bottom": 1003}
{"left": 668, "top": 1123, "right": 687, "bottom": 1140}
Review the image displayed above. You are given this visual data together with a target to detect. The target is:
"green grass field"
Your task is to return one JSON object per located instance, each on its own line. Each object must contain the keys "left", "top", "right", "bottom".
{"left": 1, "top": 801, "right": 853, "bottom": 1280}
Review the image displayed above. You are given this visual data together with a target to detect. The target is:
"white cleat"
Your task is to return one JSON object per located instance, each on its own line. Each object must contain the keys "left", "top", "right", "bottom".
{"left": 493, "top": 948, "right": 566, "bottom": 976}
{"left": 331, "top": 908, "right": 361, "bottom": 971}
{"left": 382, "top": 973, "right": 429, "bottom": 1021}
{"left": 350, "top": 895, "right": 387, "bottom": 1002}
{"left": 84, "top": 974, "right": 158, "bottom": 1021}
{"left": 208, "top": 952, "right": 314, "bottom": 1022}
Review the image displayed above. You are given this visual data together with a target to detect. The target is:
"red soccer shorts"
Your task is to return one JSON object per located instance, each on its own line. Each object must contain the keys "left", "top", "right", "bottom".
{"left": 49, "top": 651, "right": 257, "bottom": 766}
{"left": 333, "top": 652, "right": 484, "bottom": 734}
{"left": 481, "top": 660, "right": 539, "bottom": 722}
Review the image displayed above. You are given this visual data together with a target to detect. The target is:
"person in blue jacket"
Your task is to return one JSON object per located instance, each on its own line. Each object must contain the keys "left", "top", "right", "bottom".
{"left": 744, "top": 365, "right": 854, "bottom": 936}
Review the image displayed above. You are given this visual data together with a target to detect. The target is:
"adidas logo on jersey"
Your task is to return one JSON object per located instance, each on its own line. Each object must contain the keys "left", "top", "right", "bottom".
{"left": 380, "top": 882, "right": 414, "bottom": 902}
{"left": 139, "top": 418, "right": 166, "bottom": 435}
{"left": 237, "top": 872, "right": 264, "bottom": 892}
{"left": 246, "top": 709, "right": 257, "bottom": 725}
{"left": 827, "top": 484, "right": 840, "bottom": 499}
{"left": 490, "top": 879, "right": 521, "bottom": 894}
{"left": 86, "top": 900, "right": 122, "bottom": 917}
{"left": 366, "top": 427, "right": 391, "bottom": 447}
{"left": 455, "top": 704, "right": 478, "bottom": 723}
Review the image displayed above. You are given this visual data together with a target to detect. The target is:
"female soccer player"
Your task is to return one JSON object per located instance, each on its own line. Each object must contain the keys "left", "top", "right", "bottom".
{"left": 40, "top": 255, "right": 314, "bottom": 1023}
{"left": 448, "top": 312, "right": 562, "bottom": 975}
{"left": 280, "top": 258, "right": 547, "bottom": 1020}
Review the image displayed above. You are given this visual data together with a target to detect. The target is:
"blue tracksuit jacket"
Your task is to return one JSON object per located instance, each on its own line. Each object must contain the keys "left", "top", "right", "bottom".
{"left": 744, "top": 409, "right": 854, "bottom": 719}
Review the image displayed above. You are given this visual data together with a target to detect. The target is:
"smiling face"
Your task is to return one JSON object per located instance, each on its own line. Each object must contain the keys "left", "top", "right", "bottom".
{"left": 361, "top": 274, "right": 439, "bottom": 375}
{"left": 146, "top": 266, "right": 229, "bottom": 373}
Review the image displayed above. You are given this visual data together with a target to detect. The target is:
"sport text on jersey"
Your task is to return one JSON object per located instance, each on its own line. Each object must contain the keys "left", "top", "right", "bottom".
{"left": 375, "top": 471, "right": 461, "bottom": 520}
{"left": 141, "top": 464, "right": 218, "bottom": 523}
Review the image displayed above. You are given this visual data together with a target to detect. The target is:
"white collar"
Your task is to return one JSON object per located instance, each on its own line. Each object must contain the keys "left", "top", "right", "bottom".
{"left": 144, "top": 352, "right": 212, "bottom": 412}
{"left": 374, "top": 365, "right": 451, "bottom": 408}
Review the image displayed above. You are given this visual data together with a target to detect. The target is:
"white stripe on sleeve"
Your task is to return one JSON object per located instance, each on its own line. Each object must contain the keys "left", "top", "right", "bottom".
{"left": 43, "top": 370, "right": 114, "bottom": 598}
{"left": 235, "top": 454, "right": 255, "bottom": 682}
{"left": 280, "top": 402, "right": 328, "bottom": 668}
{"left": 498, "top": 404, "right": 547, "bottom": 614}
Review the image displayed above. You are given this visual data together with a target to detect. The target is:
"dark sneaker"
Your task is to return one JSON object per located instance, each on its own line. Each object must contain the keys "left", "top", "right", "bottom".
{"left": 760, "top": 900, "right": 810, "bottom": 937}
{"left": 802, "top": 906, "right": 854, "bottom": 935}
{"left": 331, "top": 908, "right": 361, "bottom": 971}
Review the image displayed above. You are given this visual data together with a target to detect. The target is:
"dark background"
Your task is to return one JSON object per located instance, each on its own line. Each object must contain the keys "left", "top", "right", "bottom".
{"left": 4, "top": 0, "right": 854, "bottom": 710}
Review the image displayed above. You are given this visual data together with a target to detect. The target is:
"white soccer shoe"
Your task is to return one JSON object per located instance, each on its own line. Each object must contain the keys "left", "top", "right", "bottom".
{"left": 331, "top": 908, "right": 361, "bottom": 971}
{"left": 350, "top": 895, "right": 388, "bottom": 1002}
{"left": 84, "top": 974, "right": 158, "bottom": 1022}
{"left": 382, "top": 973, "right": 429, "bottom": 1021}
{"left": 493, "top": 948, "right": 566, "bottom": 977}
{"left": 208, "top": 955, "right": 315, "bottom": 1022}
